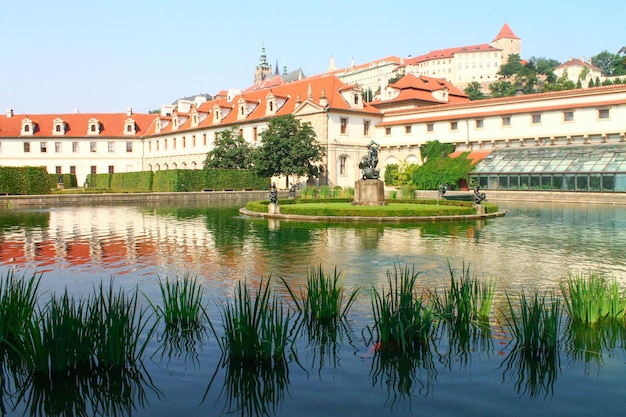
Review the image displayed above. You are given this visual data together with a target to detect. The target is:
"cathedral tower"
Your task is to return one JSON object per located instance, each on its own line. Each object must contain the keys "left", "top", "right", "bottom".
{"left": 254, "top": 44, "right": 273, "bottom": 86}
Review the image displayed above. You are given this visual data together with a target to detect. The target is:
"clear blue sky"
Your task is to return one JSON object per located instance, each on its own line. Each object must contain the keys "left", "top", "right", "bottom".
{"left": 1, "top": 0, "right": 624, "bottom": 114}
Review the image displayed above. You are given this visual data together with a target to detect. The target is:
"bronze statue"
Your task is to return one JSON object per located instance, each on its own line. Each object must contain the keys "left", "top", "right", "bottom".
{"left": 359, "top": 140, "right": 380, "bottom": 179}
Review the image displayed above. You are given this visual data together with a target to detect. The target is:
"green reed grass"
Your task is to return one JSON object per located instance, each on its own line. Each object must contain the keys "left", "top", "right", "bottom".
{"left": 87, "top": 281, "right": 152, "bottom": 368}
{"left": 430, "top": 262, "right": 495, "bottom": 323}
{"left": 0, "top": 272, "right": 41, "bottom": 350}
{"left": 17, "top": 282, "right": 151, "bottom": 377}
{"left": 215, "top": 278, "right": 294, "bottom": 363}
{"left": 505, "top": 290, "right": 562, "bottom": 353}
{"left": 369, "top": 264, "right": 433, "bottom": 353}
{"left": 281, "top": 265, "right": 359, "bottom": 322}
{"left": 560, "top": 272, "right": 626, "bottom": 324}
{"left": 150, "top": 275, "right": 208, "bottom": 332}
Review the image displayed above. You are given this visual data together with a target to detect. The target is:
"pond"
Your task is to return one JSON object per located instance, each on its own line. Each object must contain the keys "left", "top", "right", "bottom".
{"left": 1, "top": 200, "right": 626, "bottom": 416}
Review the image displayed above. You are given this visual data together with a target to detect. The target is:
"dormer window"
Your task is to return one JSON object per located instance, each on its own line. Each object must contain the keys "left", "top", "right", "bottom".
{"left": 52, "top": 118, "right": 66, "bottom": 136}
{"left": 213, "top": 105, "right": 222, "bottom": 123}
{"left": 124, "top": 119, "right": 136, "bottom": 135}
{"left": 265, "top": 92, "right": 277, "bottom": 116}
{"left": 354, "top": 94, "right": 359, "bottom": 105}
{"left": 87, "top": 118, "right": 101, "bottom": 135}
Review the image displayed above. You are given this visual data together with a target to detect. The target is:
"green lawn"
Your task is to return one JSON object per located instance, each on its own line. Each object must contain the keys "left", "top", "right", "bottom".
{"left": 274, "top": 202, "right": 479, "bottom": 217}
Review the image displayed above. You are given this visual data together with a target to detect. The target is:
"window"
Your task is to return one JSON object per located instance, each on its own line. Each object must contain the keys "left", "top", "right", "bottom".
{"left": 450, "top": 121, "right": 458, "bottom": 130}
{"left": 24, "top": 125, "right": 30, "bottom": 132}
{"left": 405, "top": 125, "right": 412, "bottom": 134}
{"left": 126, "top": 125, "right": 132, "bottom": 132}
{"left": 363, "top": 120, "right": 370, "bottom": 136}
{"left": 72, "top": 142, "right": 79, "bottom": 153}
{"left": 70, "top": 166, "right": 76, "bottom": 174}
{"left": 108, "top": 166, "right": 114, "bottom": 174}
{"left": 385, "top": 127, "right": 391, "bottom": 136}
{"left": 55, "top": 142, "right": 61, "bottom": 153}
{"left": 203, "top": 133, "right": 207, "bottom": 146}
{"left": 253, "top": 127, "right": 258, "bottom": 142}
{"left": 354, "top": 94, "right": 359, "bottom": 105}
{"left": 532, "top": 114, "right": 541, "bottom": 124}
{"left": 90, "top": 166, "right": 96, "bottom": 174}
{"left": 502, "top": 116, "right": 511, "bottom": 126}
{"left": 55, "top": 166, "right": 62, "bottom": 174}
{"left": 90, "top": 124, "right": 96, "bottom": 132}
{"left": 426, "top": 123, "right": 434, "bottom": 132}
{"left": 90, "top": 142, "right": 97, "bottom": 153}
{"left": 563, "top": 111, "right": 574, "bottom": 122}
{"left": 192, "top": 135, "right": 196, "bottom": 147}
{"left": 40, "top": 142, "right": 47, "bottom": 153}
{"left": 108, "top": 142, "right": 115, "bottom": 152}
{"left": 599, "top": 108, "right": 610, "bottom": 119}
{"left": 164, "top": 139, "right": 168, "bottom": 150}
{"left": 23, "top": 142, "right": 30, "bottom": 152}
{"left": 340, "top": 118, "right": 348, "bottom": 134}
{"left": 126, "top": 142, "right": 133, "bottom": 152}
{"left": 172, "top": 138, "right": 177, "bottom": 149}
{"left": 340, "top": 156, "right": 347, "bottom": 175}
{"left": 475, "top": 119, "right": 484, "bottom": 129}
{"left": 55, "top": 125, "right": 61, "bottom": 132}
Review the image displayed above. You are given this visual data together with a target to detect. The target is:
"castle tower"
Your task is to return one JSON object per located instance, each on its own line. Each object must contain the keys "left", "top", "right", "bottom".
{"left": 491, "top": 22, "right": 521, "bottom": 63}
{"left": 255, "top": 44, "right": 273, "bottom": 86}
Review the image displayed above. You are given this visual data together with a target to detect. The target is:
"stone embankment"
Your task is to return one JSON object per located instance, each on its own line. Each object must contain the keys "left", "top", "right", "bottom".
{"left": 415, "top": 190, "right": 626, "bottom": 206}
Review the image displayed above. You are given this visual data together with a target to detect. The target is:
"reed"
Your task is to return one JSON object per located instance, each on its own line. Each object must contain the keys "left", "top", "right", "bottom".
{"left": 17, "top": 282, "right": 151, "bottom": 376}
{"left": 215, "top": 278, "right": 294, "bottom": 363}
{"left": 560, "top": 272, "right": 626, "bottom": 324}
{"left": 150, "top": 275, "right": 208, "bottom": 332}
{"left": 281, "top": 265, "right": 359, "bottom": 322}
{"left": 505, "top": 290, "right": 562, "bottom": 353}
{"left": 0, "top": 272, "right": 41, "bottom": 350}
{"left": 369, "top": 264, "right": 433, "bottom": 353}
{"left": 87, "top": 281, "right": 152, "bottom": 368}
{"left": 430, "top": 262, "right": 495, "bottom": 323}
{"left": 19, "top": 290, "right": 93, "bottom": 376}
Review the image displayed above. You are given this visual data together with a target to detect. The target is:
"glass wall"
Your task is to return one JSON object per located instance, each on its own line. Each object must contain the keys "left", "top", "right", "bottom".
{"left": 470, "top": 145, "right": 626, "bottom": 192}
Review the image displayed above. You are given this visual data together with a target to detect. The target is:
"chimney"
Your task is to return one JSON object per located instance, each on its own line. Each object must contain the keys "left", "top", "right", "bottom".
{"left": 126, "top": 107, "right": 133, "bottom": 116}
{"left": 6, "top": 108, "right": 13, "bottom": 118}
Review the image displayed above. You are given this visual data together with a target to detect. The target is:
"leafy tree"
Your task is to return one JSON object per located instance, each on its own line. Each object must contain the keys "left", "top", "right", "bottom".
{"left": 498, "top": 54, "right": 524, "bottom": 78}
{"left": 204, "top": 127, "right": 253, "bottom": 169}
{"left": 384, "top": 163, "right": 399, "bottom": 186}
{"left": 591, "top": 50, "right": 626, "bottom": 76}
{"left": 488, "top": 80, "right": 516, "bottom": 98}
{"left": 464, "top": 81, "right": 486, "bottom": 100}
{"left": 422, "top": 140, "right": 455, "bottom": 161}
{"left": 251, "top": 114, "right": 325, "bottom": 188}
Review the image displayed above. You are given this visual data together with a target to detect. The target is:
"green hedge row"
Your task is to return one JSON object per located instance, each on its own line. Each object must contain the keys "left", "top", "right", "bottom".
{"left": 0, "top": 167, "right": 52, "bottom": 195}
{"left": 88, "top": 169, "right": 269, "bottom": 192}
{"left": 49, "top": 174, "right": 78, "bottom": 189}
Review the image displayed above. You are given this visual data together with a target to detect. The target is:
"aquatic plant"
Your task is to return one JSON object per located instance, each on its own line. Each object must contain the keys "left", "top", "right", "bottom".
{"left": 560, "top": 272, "right": 626, "bottom": 324}
{"left": 281, "top": 265, "right": 359, "bottom": 322}
{"left": 430, "top": 262, "right": 495, "bottom": 323}
{"left": 369, "top": 264, "right": 434, "bottom": 353}
{"left": 214, "top": 278, "right": 294, "bottom": 363}
{"left": 504, "top": 290, "right": 562, "bottom": 353}
{"left": 0, "top": 272, "right": 41, "bottom": 351}
{"left": 149, "top": 275, "right": 208, "bottom": 332}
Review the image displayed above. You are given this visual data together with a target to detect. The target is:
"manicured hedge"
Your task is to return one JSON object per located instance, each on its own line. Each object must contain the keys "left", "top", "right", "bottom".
{"left": 0, "top": 167, "right": 51, "bottom": 195}
{"left": 109, "top": 171, "right": 153, "bottom": 192}
{"left": 49, "top": 173, "right": 78, "bottom": 189}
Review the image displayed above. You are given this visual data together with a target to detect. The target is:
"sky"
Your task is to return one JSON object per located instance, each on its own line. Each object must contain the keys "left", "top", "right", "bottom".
{"left": 1, "top": 0, "right": 624, "bottom": 115}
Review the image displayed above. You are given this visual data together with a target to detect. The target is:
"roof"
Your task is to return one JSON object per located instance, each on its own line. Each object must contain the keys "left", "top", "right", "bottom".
{"left": 369, "top": 74, "right": 469, "bottom": 107}
{"left": 0, "top": 112, "right": 156, "bottom": 138}
{"left": 406, "top": 43, "right": 500, "bottom": 65}
{"left": 449, "top": 149, "right": 493, "bottom": 164}
{"left": 493, "top": 22, "right": 520, "bottom": 42}
{"left": 556, "top": 58, "right": 602, "bottom": 72}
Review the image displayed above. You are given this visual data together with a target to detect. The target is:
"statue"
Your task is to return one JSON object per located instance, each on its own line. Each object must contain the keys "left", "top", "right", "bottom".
{"left": 473, "top": 186, "right": 486, "bottom": 204}
{"left": 269, "top": 182, "right": 278, "bottom": 204}
{"left": 359, "top": 140, "right": 380, "bottom": 180}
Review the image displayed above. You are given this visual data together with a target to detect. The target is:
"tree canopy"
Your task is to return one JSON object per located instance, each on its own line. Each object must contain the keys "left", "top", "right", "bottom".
{"left": 204, "top": 127, "right": 253, "bottom": 169}
{"left": 251, "top": 115, "right": 325, "bottom": 187}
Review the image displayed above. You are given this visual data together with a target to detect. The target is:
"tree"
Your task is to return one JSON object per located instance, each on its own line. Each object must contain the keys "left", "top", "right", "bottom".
{"left": 204, "top": 127, "right": 253, "bottom": 169}
{"left": 251, "top": 115, "right": 325, "bottom": 187}
{"left": 591, "top": 50, "right": 626, "bottom": 76}
{"left": 464, "top": 81, "right": 486, "bottom": 100}
{"left": 498, "top": 54, "right": 524, "bottom": 78}
{"left": 489, "top": 80, "right": 516, "bottom": 98}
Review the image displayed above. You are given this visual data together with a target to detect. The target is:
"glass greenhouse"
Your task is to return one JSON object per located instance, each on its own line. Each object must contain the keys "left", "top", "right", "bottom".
{"left": 469, "top": 145, "right": 626, "bottom": 192}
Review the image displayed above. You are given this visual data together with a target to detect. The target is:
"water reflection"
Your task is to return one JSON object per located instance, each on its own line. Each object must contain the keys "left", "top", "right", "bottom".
{"left": 205, "top": 357, "right": 290, "bottom": 417}
{"left": 500, "top": 344, "right": 561, "bottom": 400}
{"left": 563, "top": 319, "right": 626, "bottom": 376}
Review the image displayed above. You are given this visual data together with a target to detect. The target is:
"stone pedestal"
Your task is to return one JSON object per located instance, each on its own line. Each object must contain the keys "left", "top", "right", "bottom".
{"left": 353, "top": 179, "right": 386, "bottom": 206}
{"left": 475, "top": 204, "right": 485, "bottom": 215}
{"left": 268, "top": 203, "right": 281, "bottom": 215}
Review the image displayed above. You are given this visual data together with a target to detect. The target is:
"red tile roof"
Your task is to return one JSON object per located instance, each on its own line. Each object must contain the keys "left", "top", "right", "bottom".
{"left": 493, "top": 23, "right": 520, "bottom": 42}
{"left": 369, "top": 74, "right": 469, "bottom": 107}
{"left": 0, "top": 112, "right": 156, "bottom": 138}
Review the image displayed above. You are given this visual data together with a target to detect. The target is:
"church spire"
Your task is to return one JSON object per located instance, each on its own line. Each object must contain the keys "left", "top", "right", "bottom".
{"left": 327, "top": 54, "right": 337, "bottom": 72}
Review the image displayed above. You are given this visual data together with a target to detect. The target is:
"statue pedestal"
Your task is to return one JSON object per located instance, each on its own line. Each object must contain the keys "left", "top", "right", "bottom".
{"left": 475, "top": 204, "right": 485, "bottom": 215}
{"left": 353, "top": 179, "right": 386, "bottom": 206}
{"left": 268, "top": 203, "right": 280, "bottom": 214}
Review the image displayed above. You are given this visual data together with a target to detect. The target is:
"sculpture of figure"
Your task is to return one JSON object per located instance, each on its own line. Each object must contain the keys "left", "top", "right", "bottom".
{"left": 473, "top": 186, "right": 486, "bottom": 204}
{"left": 359, "top": 140, "right": 380, "bottom": 179}
{"left": 269, "top": 182, "right": 278, "bottom": 204}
